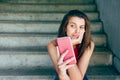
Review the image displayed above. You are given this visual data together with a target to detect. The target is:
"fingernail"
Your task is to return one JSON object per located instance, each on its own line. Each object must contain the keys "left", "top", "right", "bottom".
{"left": 66, "top": 50, "right": 69, "bottom": 53}
{"left": 71, "top": 57, "right": 75, "bottom": 60}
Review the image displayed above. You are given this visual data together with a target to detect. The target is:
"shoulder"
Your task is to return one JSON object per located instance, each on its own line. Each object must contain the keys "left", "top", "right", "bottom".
{"left": 47, "top": 39, "right": 57, "bottom": 47}
{"left": 47, "top": 39, "right": 58, "bottom": 56}
{"left": 90, "top": 40, "right": 95, "bottom": 50}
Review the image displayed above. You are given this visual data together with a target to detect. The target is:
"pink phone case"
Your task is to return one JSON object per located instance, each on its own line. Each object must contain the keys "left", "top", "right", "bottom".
{"left": 57, "top": 37, "right": 76, "bottom": 64}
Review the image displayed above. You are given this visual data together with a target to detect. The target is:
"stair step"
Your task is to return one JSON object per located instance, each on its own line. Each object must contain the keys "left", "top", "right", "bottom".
{"left": 0, "top": 3, "right": 96, "bottom": 12}
{"left": 0, "top": 0, "right": 94, "bottom": 4}
{"left": 0, "top": 66, "right": 119, "bottom": 80}
{"left": 0, "top": 47, "right": 112, "bottom": 69}
{"left": 90, "top": 48, "right": 112, "bottom": 65}
{"left": 0, "top": 34, "right": 106, "bottom": 48}
{"left": 0, "top": 21, "right": 103, "bottom": 33}
{"left": 0, "top": 67, "right": 55, "bottom": 75}
{"left": 0, "top": 12, "right": 98, "bottom": 21}
{"left": 0, "top": 0, "right": 118, "bottom": 79}
{"left": 87, "top": 66, "right": 120, "bottom": 80}
{"left": 0, "top": 51, "right": 52, "bottom": 69}
{"left": 114, "top": 57, "right": 120, "bottom": 73}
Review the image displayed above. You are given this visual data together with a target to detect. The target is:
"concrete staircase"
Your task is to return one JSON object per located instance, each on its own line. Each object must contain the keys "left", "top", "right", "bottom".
{"left": 0, "top": 0, "right": 119, "bottom": 80}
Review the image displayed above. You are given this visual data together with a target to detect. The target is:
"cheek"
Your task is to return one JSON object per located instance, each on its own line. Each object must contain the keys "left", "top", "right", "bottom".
{"left": 81, "top": 30, "right": 85, "bottom": 34}
{"left": 80, "top": 29, "right": 85, "bottom": 36}
{"left": 66, "top": 29, "right": 71, "bottom": 37}
{"left": 66, "top": 27, "right": 74, "bottom": 37}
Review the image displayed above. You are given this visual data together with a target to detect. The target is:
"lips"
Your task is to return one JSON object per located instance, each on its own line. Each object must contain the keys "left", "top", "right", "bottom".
{"left": 72, "top": 34, "right": 80, "bottom": 38}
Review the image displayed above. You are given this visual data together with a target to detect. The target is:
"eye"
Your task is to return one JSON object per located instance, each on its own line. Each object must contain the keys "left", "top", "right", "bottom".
{"left": 79, "top": 26, "right": 85, "bottom": 29}
{"left": 71, "top": 24, "right": 74, "bottom": 27}
{"left": 70, "top": 24, "right": 76, "bottom": 28}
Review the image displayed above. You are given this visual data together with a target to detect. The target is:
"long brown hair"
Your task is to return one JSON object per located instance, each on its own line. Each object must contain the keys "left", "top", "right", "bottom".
{"left": 58, "top": 10, "right": 92, "bottom": 59}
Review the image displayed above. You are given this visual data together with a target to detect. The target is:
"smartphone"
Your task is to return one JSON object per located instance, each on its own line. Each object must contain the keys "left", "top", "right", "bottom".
{"left": 57, "top": 37, "right": 76, "bottom": 64}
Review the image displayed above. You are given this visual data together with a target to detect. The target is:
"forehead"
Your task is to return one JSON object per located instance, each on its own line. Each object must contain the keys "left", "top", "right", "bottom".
{"left": 68, "top": 16, "right": 85, "bottom": 25}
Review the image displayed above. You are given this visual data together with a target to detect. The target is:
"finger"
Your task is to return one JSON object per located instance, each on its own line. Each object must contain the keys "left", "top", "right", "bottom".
{"left": 63, "top": 57, "right": 75, "bottom": 65}
{"left": 58, "top": 50, "right": 69, "bottom": 65}
{"left": 58, "top": 62, "right": 75, "bottom": 70}
{"left": 65, "top": 64, "right": 75, "bottom": 69}
{"left": 56, "top": 46, "right": 60, "bottom": 59}
{"left": 60, "top": 50, "right": 69, "bottom": 61}
{"left": 58, "top": 65, "right": 66, "bottom": 73}
{"left": 58, "top": 63, "right": 64, "bottom": 69}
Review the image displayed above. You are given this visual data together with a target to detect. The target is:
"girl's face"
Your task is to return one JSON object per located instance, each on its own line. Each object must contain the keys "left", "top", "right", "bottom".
{"left": 66, "top": 16, "right": 85, "bottom": 40}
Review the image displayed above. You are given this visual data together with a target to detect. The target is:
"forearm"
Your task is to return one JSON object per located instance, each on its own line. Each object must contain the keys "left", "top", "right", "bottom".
{"left": 47, "top": 40, "right": 70, "bottom": 80}
{"left": 67, "top": 41, "right": 94, "bottom": 80}
{"left": 59, "top": 73, "right": 70, "bottom": 80}
{"left": 67, "top": 64, "right": 83, "bottom": 80}
{"left": 47, "top": 40, "right": 60, "bottom": 75}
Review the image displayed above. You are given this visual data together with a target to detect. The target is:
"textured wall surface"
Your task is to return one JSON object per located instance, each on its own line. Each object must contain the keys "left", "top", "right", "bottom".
{"left": 95, "top": 0, "right": 120, "bottom": 72}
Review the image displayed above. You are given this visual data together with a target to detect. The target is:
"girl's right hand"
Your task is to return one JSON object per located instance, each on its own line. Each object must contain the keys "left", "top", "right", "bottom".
{"left": 56, "top": 47, "right": 75, "bottom": 78}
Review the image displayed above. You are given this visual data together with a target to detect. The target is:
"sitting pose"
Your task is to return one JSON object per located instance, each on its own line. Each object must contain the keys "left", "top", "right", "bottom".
{"left": 47, "top": 10, "right": 94, "bottom": 80}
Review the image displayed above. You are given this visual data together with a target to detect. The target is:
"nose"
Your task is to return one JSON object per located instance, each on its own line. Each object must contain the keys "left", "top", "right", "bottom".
{"left": 75, "top": 28, "right": 80, "bottom": 33}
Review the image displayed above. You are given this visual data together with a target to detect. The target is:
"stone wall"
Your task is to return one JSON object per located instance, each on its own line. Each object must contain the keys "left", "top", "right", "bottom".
{"left": 95, "top": 0, "right": 120, "bottom": 72}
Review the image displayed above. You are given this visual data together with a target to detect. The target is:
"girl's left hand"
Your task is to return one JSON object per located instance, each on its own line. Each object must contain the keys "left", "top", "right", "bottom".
{"left": 71, "top": 35, "right": 83, "bottom": 45}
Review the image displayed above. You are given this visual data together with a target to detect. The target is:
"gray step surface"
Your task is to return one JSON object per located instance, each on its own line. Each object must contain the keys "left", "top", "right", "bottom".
{"left": 0, "top": 3, "right": 96, "bottom": 12}
{"left": 0, "top": 0, "right": 94, "bottom": 4}
{"left": 87, "top": 66, "right": 120, "bottom": 80}
{"left": 0, "top": 21, "right": 103, "bottom": 33}
{"left": 0, "top": 47, "right": 112, "bottom": 69}
{"left": 0, "top": 12, "right": 99, "bottom": 21}
{"left": 90, "top": 48, "right": 112, "bottom": 65}
{"left": 0, "top": 33, "right": 106, "bottom": 48}
{"left": 0, "top": 0, "right": 118, "bottom": 80}
{"left": 0, "top": 66, "right": 119, "bottom": 80}
{"left": 114, "top": 57, "right": 120, "bottom": 73}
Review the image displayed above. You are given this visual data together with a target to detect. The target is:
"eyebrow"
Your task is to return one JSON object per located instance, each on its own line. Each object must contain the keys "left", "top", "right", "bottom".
{"left": 69, "top": 22, "right": 85, "bottom": 26}
{"left": 68, "top": 22, "right": 76, "bottom": 25}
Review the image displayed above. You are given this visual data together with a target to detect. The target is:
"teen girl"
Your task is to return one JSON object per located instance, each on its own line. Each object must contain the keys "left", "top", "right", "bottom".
{"left": 47, "top": 10, "right": 94, "bottom": 80}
